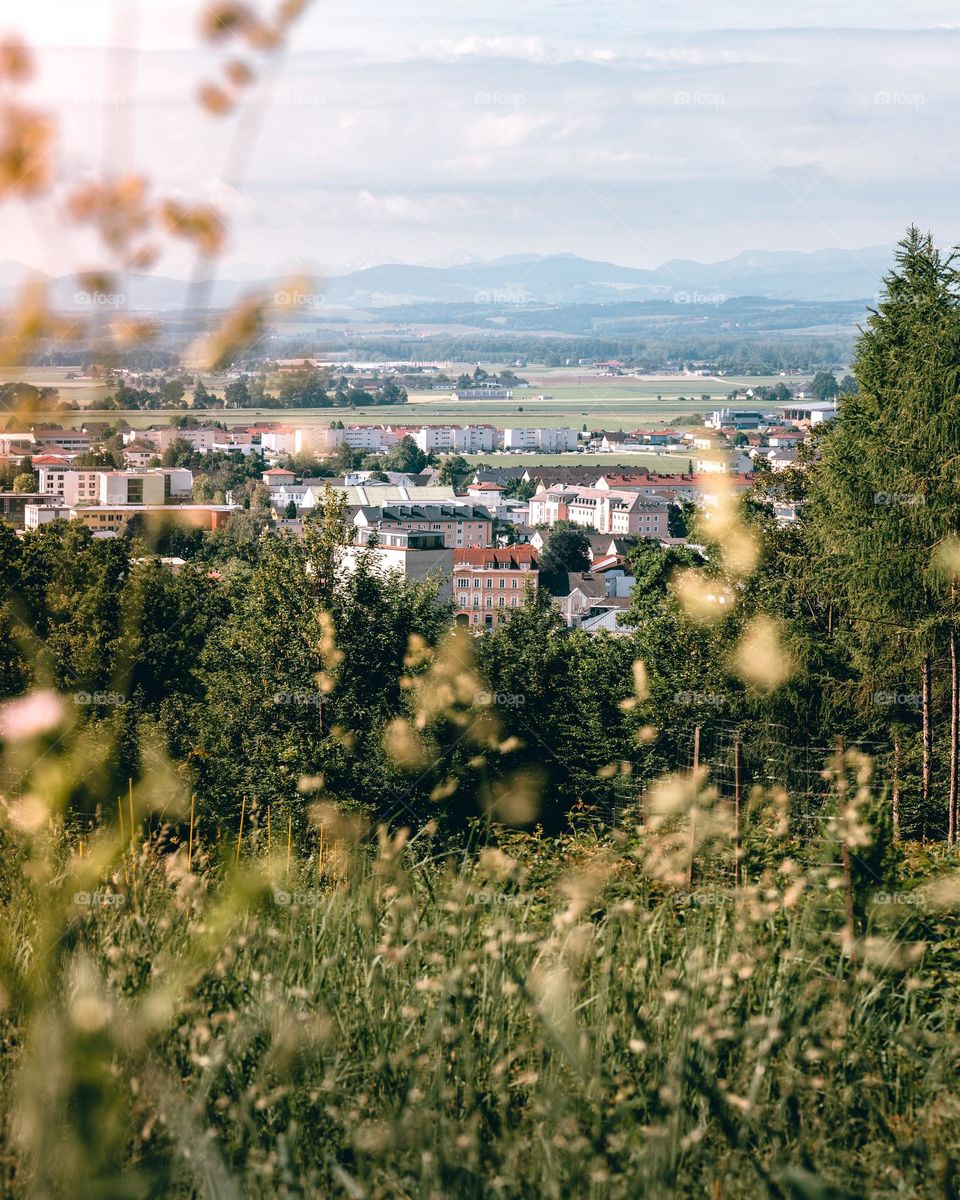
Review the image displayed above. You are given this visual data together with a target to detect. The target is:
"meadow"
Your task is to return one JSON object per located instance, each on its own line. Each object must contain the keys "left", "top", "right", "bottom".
{"left": 2, "top": 788, "right": 958, "bottom": 1199}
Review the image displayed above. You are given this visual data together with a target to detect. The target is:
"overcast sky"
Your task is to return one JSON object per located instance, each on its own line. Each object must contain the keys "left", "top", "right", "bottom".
{"left": 4, "top": 1, "right": 960, "bottom": 276}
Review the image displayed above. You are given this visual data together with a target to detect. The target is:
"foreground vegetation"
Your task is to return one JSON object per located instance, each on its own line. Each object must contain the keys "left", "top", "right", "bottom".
{"left": 1, "top": 789, "right": 958, "bottom": 1198}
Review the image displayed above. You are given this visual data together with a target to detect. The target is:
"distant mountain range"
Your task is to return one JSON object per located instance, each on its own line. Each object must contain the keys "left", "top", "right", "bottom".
{"left": 0, "top": 246, "right": 895, "bottom": 312}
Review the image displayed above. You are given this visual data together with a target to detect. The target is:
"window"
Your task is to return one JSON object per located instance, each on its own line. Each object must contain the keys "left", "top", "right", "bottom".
{"left": 512, "top": 579, "right": 519, "bottom": 588}
{"left": 498, "top": 579, "right": 505, "bottom": 588}
{"left": 485, "top": 597, "right": 493, "bottom": 608}
{"left": 459, "top": 594, "right": 468, "bottom": 607}
{"left": 456, "top": 577, "right": 469, "bottom": 587}
{"left": 486, "top": 579, "right": 493, "bottom": 589}
{"left": 498, "top": 596, "right": 505, "bottom": 607}
{"left": 473, "top": 595, "right": 480, "bottom": 607}
{"left": 510, "top": 596, "right": 519, "bottom": 607}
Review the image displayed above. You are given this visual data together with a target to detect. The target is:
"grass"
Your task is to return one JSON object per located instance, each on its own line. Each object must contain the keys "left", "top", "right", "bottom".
{"left": 1, "top": 798, "right": 957, "bottom": 1198}
{"left": 461, "top": 452, "right": 694, "bottom": 471}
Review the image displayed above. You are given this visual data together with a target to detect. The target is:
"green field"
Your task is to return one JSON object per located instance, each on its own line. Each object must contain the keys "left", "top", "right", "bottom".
{"left": 461, "top": 451, "right": 693, "bottom": 471}
{"left": 3, "top": 365, "right": 806, "bottom": 432}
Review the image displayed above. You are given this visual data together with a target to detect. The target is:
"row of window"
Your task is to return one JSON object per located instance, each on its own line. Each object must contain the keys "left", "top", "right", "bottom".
{"left": 454, "top": 577, "right": 523, "bottom": 588}
{"left": 458, "top": 595, "right": 520, "bottom": 609}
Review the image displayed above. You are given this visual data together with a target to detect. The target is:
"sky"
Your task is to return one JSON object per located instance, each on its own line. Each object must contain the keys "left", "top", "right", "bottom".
{"left": 3, "top": 0, "right": 960, "bottom": 277}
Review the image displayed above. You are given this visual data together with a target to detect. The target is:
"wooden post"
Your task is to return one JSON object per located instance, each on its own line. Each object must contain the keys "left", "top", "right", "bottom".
{"left": 188, "top": 793, "right": 195, "bottom": 867}
{"left": 951, "top": 626, "right": 959, "bottom": 845}
{"left": 892, "top": 733, "right": 901, "bottom": 844}
{"left": 235, "top": 796, "right": 246, "bottom": 867}
{"left": 687, "top": 725, "right": 701, "bottom": 888}
{"left": 733, "top": 734, "right": 742, "bottom": 888}
{"left": 128, "top": 778, "right": 134, "bottom": 846}
{"left": 117, "top": 796, "right": 124, "bottom": 841}
{"left": 287, "top": 814, "right": 293, "bottom": 877}
{"left": 836, "top": 739, "right": 855, "bottom": 940}
{"left": 921, "top": 654, "right": 932, "bottom": 836}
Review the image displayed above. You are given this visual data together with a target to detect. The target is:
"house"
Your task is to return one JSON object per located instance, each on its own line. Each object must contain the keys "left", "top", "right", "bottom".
{"left": 350, "top": 503, "right": 494, "bottom": 549}
{"left": 472, "top": 468, "right": 527, "bottom": 486}
{"left": 466, "top": 481, "right": 505, "bottom": 503}
{"left": 263, "top": 467, "right": 296, "bottom": 488}
{"left": 545, "top": 569, "right": 636, "bottom": 631}
{"left": 452, "top": 388, "right": 512, "bottom": 400}
{"left": 132, "top": 426, "right": 220, "bottom": 453}
{"left": 579, "top": 604, "right": 636, "bottom": 636}
{"left": 32, "top": 429, "right": 94, "bottom": 454}
{"left": 339, "top": 528, "right": 453, "bottom": 594}
{"left": 0, "top": 492, "right": 57, "bottom": 528}
{"left": 123, "top": 442, "right": 158, "bottom": 469}
{"left": 24, "top": 503, "right": 234, "bottom": 534}
{"left": 526, "top": 465, "right": 649, "bottom": 490}
{"left": 695, "top": 451, "right": 753, "bottom": 476}
{"left": 530, "top": 484, "right": 669, "bottom": 539}
{"left": 599, "top": 432, "right": 643, "bottom": 452}
{"left": 453, "top": 545, "right": 539, "bottom": 629}
{"left": 547, "top": 571, "right": 611, "bottom": 627}
{"left": 778, "top": 401, "right": 837, "bottom": 427}
{"left": 705, "top": 408, "right": 762, "bottom": 431}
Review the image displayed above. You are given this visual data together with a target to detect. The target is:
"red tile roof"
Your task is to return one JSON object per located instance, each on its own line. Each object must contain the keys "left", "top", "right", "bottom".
{"left": 453, "top": 546, "right": 540, "bottom": 569}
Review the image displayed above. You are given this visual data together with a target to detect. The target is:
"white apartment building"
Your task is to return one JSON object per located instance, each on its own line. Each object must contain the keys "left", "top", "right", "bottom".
{"left": 503, "top": 427, "right": 577, "bottom": 452}
{"left": 413, "top": 425, "right": 497, "bottom": 454}
{"left": 503, "top": 427, "right": 539, "bottom": 451}
{"left": 213, "top": 436, "right": 257, "bottom": 456}
{"left": 259, "top": 429, "right": 298, "bottom": 455}
{"left": 99, "top": 472, "right": 166, "bottom": 506}
{"left": 38, "top": 467, "right": 102, "bottom": 504}
{"left": 538, "top": 427, "right": 578, "bottom": 452}
{"left": 130, "top": 427, "right": 220, "bottom": 453}
{"left": 452, "top": 425, "right": 495, "bottom": 453}
{"left": 413, "top": 426, "right": 457, "bottom": 454}
{"left": 36, "top": 467, "right": 189, "bottom": 506}
{"left": 295, "top": 426, "right": 343, "bottom": 456}
{"left": 343, "top": 426, "right": 386, "bottom": 451}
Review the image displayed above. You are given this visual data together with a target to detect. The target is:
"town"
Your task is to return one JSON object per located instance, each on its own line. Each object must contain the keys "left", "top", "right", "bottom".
{"left": 0, "top": 399, "right": 832, "bottom": 632}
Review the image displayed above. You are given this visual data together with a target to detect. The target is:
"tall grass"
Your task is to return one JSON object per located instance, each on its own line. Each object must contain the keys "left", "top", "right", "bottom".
{"left": 0, "top": 805, "right": 957, "bottom": 1199}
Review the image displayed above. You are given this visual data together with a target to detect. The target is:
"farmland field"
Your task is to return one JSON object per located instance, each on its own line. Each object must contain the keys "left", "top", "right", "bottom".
{"left": 7, "top": 365, "right": 803, "bottom": 433}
